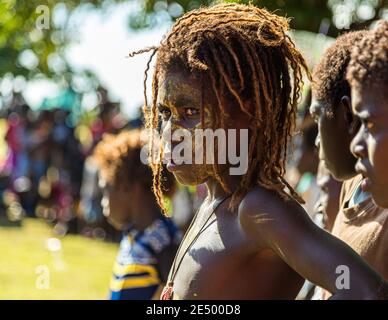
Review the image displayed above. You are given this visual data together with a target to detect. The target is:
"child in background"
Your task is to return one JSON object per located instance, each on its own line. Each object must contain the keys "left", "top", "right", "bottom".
{"left": 311, "top": 27, "right": 388, "bottom": 298}
{"left": 314, "top": 161, "right": 342, "bottom": 232}
{"left": 349, "top": 21, "right": 388, "bottom": 209}
{"left": 93, "top": 129, "right": 181, "bottom": 299}
{"left": 310, "top": 31, "right": 367, "bottom": 181}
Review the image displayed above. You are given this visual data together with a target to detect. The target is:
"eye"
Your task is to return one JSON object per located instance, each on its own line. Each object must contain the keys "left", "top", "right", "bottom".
{"left": 184, "top": 107, "right": 200, "bottom": 117}
{"left": 159, "top": 107, "right": 171, "bottom": 121}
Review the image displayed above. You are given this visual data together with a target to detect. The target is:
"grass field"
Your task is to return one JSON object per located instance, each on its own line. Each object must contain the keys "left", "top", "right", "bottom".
{"left": 0, "top": 218, "right": 118, "bottom": 299}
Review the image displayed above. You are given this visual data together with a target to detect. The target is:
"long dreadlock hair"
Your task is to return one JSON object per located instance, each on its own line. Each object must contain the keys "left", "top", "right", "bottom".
{"left": 129, "top": 3, "right": 309, "bottom": 213}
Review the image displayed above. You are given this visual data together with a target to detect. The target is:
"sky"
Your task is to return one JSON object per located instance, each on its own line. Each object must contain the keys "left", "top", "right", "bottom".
{"left": 24, "top": 2, "right": 171, "bottom": 118}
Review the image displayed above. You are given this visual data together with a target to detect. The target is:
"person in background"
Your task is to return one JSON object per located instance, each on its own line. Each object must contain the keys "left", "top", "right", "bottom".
{"left": 348, "top": 21, "right": 388, "bottom": 209}
{"left": 311, "top": 28, "right": 388, "bottom": 298}
{"left": 314, "top": 161, "right": 342, "bottom": 232}
{"left": 93, "top": 129, "right": 181, "bottom": 300}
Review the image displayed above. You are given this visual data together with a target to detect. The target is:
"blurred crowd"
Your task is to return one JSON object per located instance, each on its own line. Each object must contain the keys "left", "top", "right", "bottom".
{"left": 0, "top": 86, "right": 203, "bottom": 242}
{"left": 0, "top": 87, "right": 124, "bottom": 238}
{"left": 0, "top": 84, "right": 322, "bottom": 239}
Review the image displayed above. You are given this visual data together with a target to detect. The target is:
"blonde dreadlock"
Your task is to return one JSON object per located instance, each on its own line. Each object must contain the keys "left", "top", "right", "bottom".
{"left": 130, "top": 3, "right": 309, "bottom": 213}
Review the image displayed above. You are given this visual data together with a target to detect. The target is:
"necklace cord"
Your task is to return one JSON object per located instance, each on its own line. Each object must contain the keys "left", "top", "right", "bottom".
{"left": 167, "top": 195, "right": 231, "bottom": 286}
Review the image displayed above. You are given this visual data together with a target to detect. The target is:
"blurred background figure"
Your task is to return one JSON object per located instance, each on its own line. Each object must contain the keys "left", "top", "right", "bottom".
{"left": 92, "top": 129, "right": 181, "bottom": 299}
{"left": 315, "top": 161, "right": 343, "bottom": 232}
{"left": 287, "top": 89, "right": 320, "bottom": 221}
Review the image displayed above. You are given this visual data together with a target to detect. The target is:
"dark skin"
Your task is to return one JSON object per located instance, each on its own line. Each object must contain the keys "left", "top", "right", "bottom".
{"left": 158, "top": 69, "right": 388, "bottom": 299}
{"left": 351, "top": 83, "right": 388, "bottom": 208}
{"left": 315, "top": 161, "right": 342, "bottom": 231}
{"left": 309, "top": 95, "right": 359, "bottom": 181}
{"left": 295, "top": 121, "right": 319, "bottom": 176}
{"left": 99, "top": 178, "right": 158, "bottom": 231}
{"left": 99, "top": 177, "right": 176, "bottom": 282}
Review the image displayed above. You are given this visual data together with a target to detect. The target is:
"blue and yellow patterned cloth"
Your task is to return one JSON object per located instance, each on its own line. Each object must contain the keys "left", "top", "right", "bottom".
{"left": 109, "top": 215, "right": 181, "bottom": 300}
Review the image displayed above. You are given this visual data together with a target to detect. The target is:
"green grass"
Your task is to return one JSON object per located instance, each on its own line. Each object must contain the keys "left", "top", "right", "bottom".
{"left": 0, "top": 218, "right": 118, "bottom": 299}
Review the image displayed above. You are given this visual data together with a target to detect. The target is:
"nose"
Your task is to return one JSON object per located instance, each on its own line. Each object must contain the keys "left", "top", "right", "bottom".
{"left": 161, "top": 119, "right": 172, "bottom": 139}
{"left": 350, "top": 126, "right": 367, "bottom": 159}
{"left": 161, "top": 120, "right": 185, "bottom": 161}
{"left": 164, "top": 120, "right": 186, "bottom": 144}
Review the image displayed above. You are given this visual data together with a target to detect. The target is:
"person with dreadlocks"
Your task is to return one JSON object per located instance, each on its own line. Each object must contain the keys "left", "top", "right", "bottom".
{"left": 310, "top": 30, "right": 388, "bottom": 299}
{"left": 349, "top": 21, "right": 388, "bottom": 210}
{"left": 92, "top": 129, "right": 181, "bottom": 300}
{"left": 131, "top": 3, "right": 388, "bottom": 299}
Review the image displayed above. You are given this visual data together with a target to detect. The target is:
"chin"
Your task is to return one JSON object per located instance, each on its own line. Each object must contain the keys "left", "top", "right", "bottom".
{"left": 173, "top": 172, "right": 208, "bottom": 186}
{"left": 168, "top": 163, "right": 210, "bottom": 186}
{"left": 108, "top": 218, "right": 129, "bottom": 231}
{"left": 332, "top": 171, "right": 355, "bottom": 182}
{"left": 371, "top": 191, "right": 388, "bottom": 209}
{"left": 328, "top": 165, "right": 356, "bottom": 182}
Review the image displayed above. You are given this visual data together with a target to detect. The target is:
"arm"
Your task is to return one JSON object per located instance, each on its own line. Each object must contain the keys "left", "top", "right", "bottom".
{"left": 239, "top": 188, "right": 388, "bottom": 299}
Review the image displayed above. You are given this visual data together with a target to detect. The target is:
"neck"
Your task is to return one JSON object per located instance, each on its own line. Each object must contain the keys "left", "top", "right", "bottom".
{"left": 205, "top": 172, "right": 240, "bottom": 202}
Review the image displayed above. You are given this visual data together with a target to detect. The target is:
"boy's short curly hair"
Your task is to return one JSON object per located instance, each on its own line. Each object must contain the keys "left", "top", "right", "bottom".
{"left": 312, "top": 30, "right": 368, "bottom": 106}
{"left": 92, "top": 129, "right": 152, "bottom": 190}
{"left": 347, "top": 20, "right": 388, "bottom": 89}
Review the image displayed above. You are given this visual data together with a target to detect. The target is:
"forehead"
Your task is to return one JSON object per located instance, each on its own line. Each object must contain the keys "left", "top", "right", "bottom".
{"left": 157, "top": 69, "right": 202, "bottom": 105}
{"left": 351, "top": 84, "right": 388, "bottom": 116}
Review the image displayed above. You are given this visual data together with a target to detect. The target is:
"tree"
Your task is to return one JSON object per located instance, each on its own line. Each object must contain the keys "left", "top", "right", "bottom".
{"left": 0, "top": 0, "right": 127, "bottom": 110}
{"left": 1, "top": 0, "right": 386, "bottom": 82}
{"left": 0, "top": 0, "right": 124, "bottom": 80}
{"left": 129, "top": 0, "right": 388, "bottom": 36}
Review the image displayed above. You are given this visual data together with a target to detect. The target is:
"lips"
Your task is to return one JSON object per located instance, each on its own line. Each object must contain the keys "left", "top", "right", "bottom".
{"left": 360, "top": 177, "right": 372, "bottom": 192}
{"left": 166, "top": 159, "right": 178, "bottom": 171}
{"left": 166, "top": 158, "right": 186, "bottom": 172}
{"left": 355, "top": 162, "right": 373, "bottom": 192}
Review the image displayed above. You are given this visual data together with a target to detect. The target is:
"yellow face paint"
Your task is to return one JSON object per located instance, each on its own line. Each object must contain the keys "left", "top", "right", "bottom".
{"left": 156, "top": 69, "right": 223, "bottom": 186}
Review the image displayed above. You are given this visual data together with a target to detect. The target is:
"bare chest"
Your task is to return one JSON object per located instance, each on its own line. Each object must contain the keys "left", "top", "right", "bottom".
{"left": 164, "top": 209, "right": 303, "bottom": 300}
{"left": 169, "top": 214, "right": 251, "bottom": 299}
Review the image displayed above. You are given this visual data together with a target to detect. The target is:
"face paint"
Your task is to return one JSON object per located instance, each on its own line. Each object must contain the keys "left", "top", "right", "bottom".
{"left": 157, "top": 70, "right": 218, "bottom": 185}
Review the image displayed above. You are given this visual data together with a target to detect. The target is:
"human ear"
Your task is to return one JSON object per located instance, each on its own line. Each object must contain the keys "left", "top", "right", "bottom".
{"left": 340, "top": 96, "right": 357, "bottom": 134}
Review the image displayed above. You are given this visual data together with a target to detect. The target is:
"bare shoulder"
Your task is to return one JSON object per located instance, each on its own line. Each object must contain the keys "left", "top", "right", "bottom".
{"left": 238, "top": 186, "right": 314, "bottom": 246}
{"left": 238, "top": 186, "right": 308, "bottom": 222}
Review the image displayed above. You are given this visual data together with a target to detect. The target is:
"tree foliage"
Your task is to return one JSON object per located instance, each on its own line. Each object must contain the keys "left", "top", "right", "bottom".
{"left": 0, "top": 0, "right": 386, "bottom": 82}
{"left": 130, "top": 0, "right": 387, "bottom": 36}
{"left": 0, "top": 0, "right": 124, "bottom": 80}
